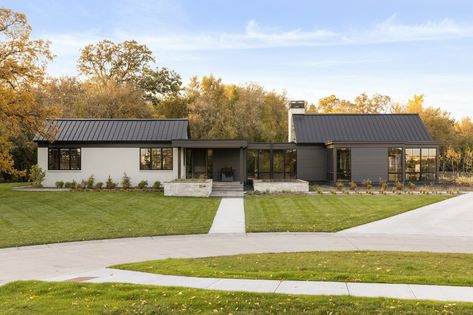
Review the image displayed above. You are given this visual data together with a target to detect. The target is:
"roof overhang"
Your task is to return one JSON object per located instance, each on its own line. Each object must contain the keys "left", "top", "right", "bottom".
{"left": 172, "top": 139, "right": 248, "bottom": 148}
{"left": 324, "top": 140, "right": 440, "bottom": 148}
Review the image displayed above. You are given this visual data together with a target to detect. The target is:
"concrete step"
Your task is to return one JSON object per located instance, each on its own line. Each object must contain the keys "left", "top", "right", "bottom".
{"left": 210, "top": 191, "right": 244, "bottom": 197}
{"left": 213, "top": 182, "right": 243, "bottom": 187}
{"left": 212, "top": 186, "right": 244, "bottom": 192}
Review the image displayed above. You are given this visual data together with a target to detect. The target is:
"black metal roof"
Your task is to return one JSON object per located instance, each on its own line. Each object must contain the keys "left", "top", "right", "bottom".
{"left": 34, "top": 119, "right": 189, "bottom": 143}
{"left": 293, "top": 114, "right": 434, "bottom": 144}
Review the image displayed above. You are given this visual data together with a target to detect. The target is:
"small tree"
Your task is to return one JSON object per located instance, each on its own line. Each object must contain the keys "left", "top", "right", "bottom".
{"left": 121, "top": 173, "right": 131, "bottom": 189}
{"left": 29, "top": 165, "right": 45, "bottom": 188}
{"left": 106, "top": 176, "right": 116, "bottom": 189}
{"left": 86, "top": 175, "right": 95, "bottom": 189}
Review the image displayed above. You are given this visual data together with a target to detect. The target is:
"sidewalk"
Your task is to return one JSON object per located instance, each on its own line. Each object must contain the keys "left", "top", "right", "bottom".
{"left": 50, "top": 268, "right": 473, "bottom": 303}
{"left": 208, "top": 198, "right": 245, "bottom": 234}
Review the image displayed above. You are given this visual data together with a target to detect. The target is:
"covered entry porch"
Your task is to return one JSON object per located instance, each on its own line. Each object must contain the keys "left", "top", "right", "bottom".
{"left": 173, "top": 140, "right": 247, "bottom": 183}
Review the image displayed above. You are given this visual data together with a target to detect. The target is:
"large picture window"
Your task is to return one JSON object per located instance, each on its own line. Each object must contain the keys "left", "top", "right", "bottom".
{"left": 48, "top": 148, "right": 81, "bottom": 170}
{"left": 140, "top": 148, "right": 173, "bottom": 170}
{"left": 388, "top": 148, "right": 403, "bottom": 182}
{"left": 247, "top": 149, "right": 297, "bottom": 180}
{"left": 405, "top": 148, "right": 436, "bottom": 181}
{"left": 336, "top": 148, "right": 351, "bottom": 180}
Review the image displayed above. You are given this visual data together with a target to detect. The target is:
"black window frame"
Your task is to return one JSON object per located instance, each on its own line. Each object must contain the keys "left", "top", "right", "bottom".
{"left": 140, "top": 147, "right": 173, "bottom": 170}
{"left": 405, "top": 147, "right": 437, "bottom": 182}
{"left": 48, "top": 148, "right": 81, "bottom": 170}
{"left": 336, "top": 148, "right": 351, "bottom": 181}
{"left": 388, "top": 147, "right": 403, "bottom": 182}
{"left": 246, "top": 149, "right": 297, "bottom": 180}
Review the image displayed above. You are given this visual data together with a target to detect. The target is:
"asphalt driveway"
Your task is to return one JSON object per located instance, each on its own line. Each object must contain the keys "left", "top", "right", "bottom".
{"left": 340, "top": 193, "right": 473, "bottom": 237}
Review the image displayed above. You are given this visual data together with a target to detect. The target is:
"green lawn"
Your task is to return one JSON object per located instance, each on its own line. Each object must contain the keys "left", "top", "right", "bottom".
{"left": 245, "top": 194, "right": 450, "bottom": 232}
{"left": 114, "top": 251, "right": 473, "bottom": 287}
{"left": 1, "top": 281, "right": 471, "bottom": 314}
{"left": 0, "top": 183, "right": 220, "bottom": 248}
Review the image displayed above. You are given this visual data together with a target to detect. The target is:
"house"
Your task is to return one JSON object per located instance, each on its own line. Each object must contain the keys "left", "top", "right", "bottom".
{"left": 34, "top": 101, "right": 438, "bottom": 187}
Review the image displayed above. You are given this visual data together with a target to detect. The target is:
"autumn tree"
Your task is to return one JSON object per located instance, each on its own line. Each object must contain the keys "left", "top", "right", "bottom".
{"left": 317, "top": 93, "right": 391, "bottom": 113}
{"left": 77, "top": 39, "right": 182, "bottom": 105}
{"left": 0, "top": 8, "right": 59, "bottom": 175}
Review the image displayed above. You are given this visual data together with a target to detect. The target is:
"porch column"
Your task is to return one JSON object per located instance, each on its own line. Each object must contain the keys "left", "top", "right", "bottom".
{"left": 240, "top": 147, "right": 244, "bottom": 184}
{"left": 332, "top": 148, "right": 337, "bottom": 184}
{"left": 177, "top": 147, "right": 181, "bottom": 179}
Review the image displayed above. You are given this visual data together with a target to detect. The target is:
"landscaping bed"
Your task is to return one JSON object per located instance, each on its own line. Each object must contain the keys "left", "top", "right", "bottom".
{"left": 114, "top": 251, "right": 473, "bottom": 287}
{"left": 1, "top": 281, "right": 472, "bottom": 314}
{"left": 245, "top": 194, "right": 450, "bottom": 232}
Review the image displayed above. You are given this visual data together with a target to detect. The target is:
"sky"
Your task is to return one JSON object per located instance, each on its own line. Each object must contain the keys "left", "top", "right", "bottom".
{"left": 3, "top": 0, "right": 473, "bottom": 118}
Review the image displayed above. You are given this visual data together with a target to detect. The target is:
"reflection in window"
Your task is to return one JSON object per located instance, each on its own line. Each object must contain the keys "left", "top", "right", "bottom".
{"left": 388, "top": 148, "right": 402, "bottom": 182}
{"left": 336, "top": 148, "right": 351, "bottom": 180}
{"left": 140, "top": 148, "right": 173, "bottom": 170}
{"left": 405, "top": 148, "right": 436, "bottom": 182}
{"left": 246, "top": 149, "right": 297, "bottom": 180}
{"left": 48, "top": 148, "right": 81, "bottom": 170}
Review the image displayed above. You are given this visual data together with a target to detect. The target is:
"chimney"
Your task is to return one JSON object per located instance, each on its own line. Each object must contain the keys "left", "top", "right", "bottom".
{"left": 288, "top": 100, "right": 306, "bottom": 142}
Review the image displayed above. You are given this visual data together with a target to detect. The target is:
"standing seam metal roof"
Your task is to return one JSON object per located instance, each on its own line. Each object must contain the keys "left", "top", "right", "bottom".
{"left": 293, "top": 114, "right": 434, "bottom": 143}
{"left": 34, "top": 119, "right": 189, "bottom": 143}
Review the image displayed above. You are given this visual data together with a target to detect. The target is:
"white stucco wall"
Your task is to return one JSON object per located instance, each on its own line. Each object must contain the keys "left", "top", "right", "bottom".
{"left": 38, "top": 147, "right": 185, "bottom": 187}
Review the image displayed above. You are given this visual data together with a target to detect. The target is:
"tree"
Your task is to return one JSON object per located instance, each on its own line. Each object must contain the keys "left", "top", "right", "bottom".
{"left": 77, "top": 39, "right": 182, "bottom": 104}
{"left": 0, "top": 8, "right": 59, "bottom": 175}
{"left": 317, "top": 93, "right": 391, "bottom": 113}
{"left": 186, "top": 76, "right": 288, "bottom": 141}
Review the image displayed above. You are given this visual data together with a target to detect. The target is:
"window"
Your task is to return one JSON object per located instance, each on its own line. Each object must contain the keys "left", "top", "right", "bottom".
{"left": 388, "top": 148, "right": 402, "bottom": 182}
{"left": 336, "top": 148, "right": 351, "bottom": 180}
{"left": 246, "top": 149, "right": 297, "bottom": 180}
{"left": 405, "top": 148, "right": 421, "bottom": 181}
{"left": 140, "top": 148, "right": 173, "bottom": 170}
{"left": 421, "top": 148, "right": 436, "bottom": 181}
{"left": 48, "top": 148, "right": 81, "bottom": 170}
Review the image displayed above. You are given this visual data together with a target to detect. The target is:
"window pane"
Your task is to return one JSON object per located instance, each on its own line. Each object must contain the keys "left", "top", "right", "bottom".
{"left": 336, "top": 148, "right": 351, "bottom": 180}
{"left": 140, "top": 148, "right": 152, "bottom": 170}
{"left": 273, "top": 150, "right": 284, "bottom": 179}
{"left": 421, "top": 148, "right": 436, "bottom": 173}
{"left": 59, "top": 148, "right": 70, "bottom": 170}
{"left": 162, "top": 148, "right": 173, "bottom": 170}
{"left": 246, "top": 150, "right": 258, "bottom": 179}
{"left": 285, "top": 149, "right": 297, "bottom": 179}
{"left": 388, "top": 173, "right": 401, "bottom": 182}
{"left": 152, "top": 148, "right": 162, "bottom": 170}
{"left": 388, "top": 148, "right": 402, "bottom": 173}
{"left": 48, "top": 149, "right": 59, "bottom": 170}
{"left": 258, "top": 150, "right": 271, "bottom": 178}
{"left": 405, "top": 148, "right": 421, "bottom": 173}
{"left": 70, "top": 149, "right": 81, "bottom": 170}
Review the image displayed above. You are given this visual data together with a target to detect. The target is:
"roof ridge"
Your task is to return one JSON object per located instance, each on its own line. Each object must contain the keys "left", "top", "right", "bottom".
{"left": 51, "top": 118, "right": 189, "bottom": 121}
{"left": 294, "top": 113, "right": 420, "bottom": 116}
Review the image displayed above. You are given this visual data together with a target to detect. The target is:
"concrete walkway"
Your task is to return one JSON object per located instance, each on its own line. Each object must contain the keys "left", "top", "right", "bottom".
{"left": 49, "top": 268, "right": 473, "bottom": 303}
{"left": 2, "top": 233, "right": 473, "bottom": 284}
{"left": 208, "top": 198, "right": 245, "bottom": 234}
{"left": 341, "top": 193, "right": 473, "bottom": 237}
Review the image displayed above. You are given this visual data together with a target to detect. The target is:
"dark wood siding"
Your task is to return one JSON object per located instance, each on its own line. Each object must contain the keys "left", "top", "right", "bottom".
{"left": 351, "top": 147, "right": 388, "bottom": 183}
{"left": 296, "top": 146, "right": 327, "bottom": 182}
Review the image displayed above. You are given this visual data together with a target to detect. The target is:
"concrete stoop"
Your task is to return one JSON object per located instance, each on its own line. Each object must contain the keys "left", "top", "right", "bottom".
{"left": 210, "top": 182, "right": 244, "bottom": 197}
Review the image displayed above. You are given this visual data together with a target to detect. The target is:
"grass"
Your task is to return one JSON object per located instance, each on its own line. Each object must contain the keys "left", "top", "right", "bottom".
{"left": 1, "top": 281, "right": 472, "bottom": 314}
{"left": 114, "top": 251, "right": 473, "bottom": 287}
{"left": 0, "top": 183, "right": 220, "bottom": 248}
{"left": 245, "top": 194, "right": 450, "bottom": 232}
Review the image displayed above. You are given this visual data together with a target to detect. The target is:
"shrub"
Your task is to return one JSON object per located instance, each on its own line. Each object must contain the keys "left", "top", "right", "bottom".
{"left": 106, "top": 176, "right": 116, "bottom": 189}
{"left": 121, "top": 173, "right": 131, "bottom": 189}
{"left": 379, "top": 178, "right": 388, "bottom": 193}
{"left": 137, "top": 180, "right": 148, "bottom": 189}
{"left": 29, "top": 164, "right": 45, "bottom": 188}
{"left": 349, "top": 181, "right": 357, "bottom": 191}
{"left": 152, "top": 181, "right": 161, "bottom": 189}
{"left": 95, "top": 182, "right": 103, "bottom": 190}
{"left": 86, "top": 175, "right": 95, "bottom": 189}
{"left": 64, "top": 182, "right": 72, "bottom": 188}
{"left": 335, "top": 181, "right": 344, "bottom": 191}
{"left": 55, "top": 181, "right": 64, "bottom": 189}
{"left": 408, "top": 182, "right": 416, "bottom": 191}
{"left": 394, "top": 180, "right": 403, "bottom": 191}
{"left": 362, "top": 179, "right": 373, "bottom": 191}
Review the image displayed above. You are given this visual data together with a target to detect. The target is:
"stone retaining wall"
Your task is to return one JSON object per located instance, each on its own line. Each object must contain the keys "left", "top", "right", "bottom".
{"left": 164, "top": 179, "right": 213, "bottom": 197}
{"left": 253, "top": 179, "right": 309, "bottom": 193}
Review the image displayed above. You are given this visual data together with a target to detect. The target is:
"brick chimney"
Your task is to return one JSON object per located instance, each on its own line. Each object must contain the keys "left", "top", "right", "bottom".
{"left": 288, "top": 100, "right": 306, "bottom": 142}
